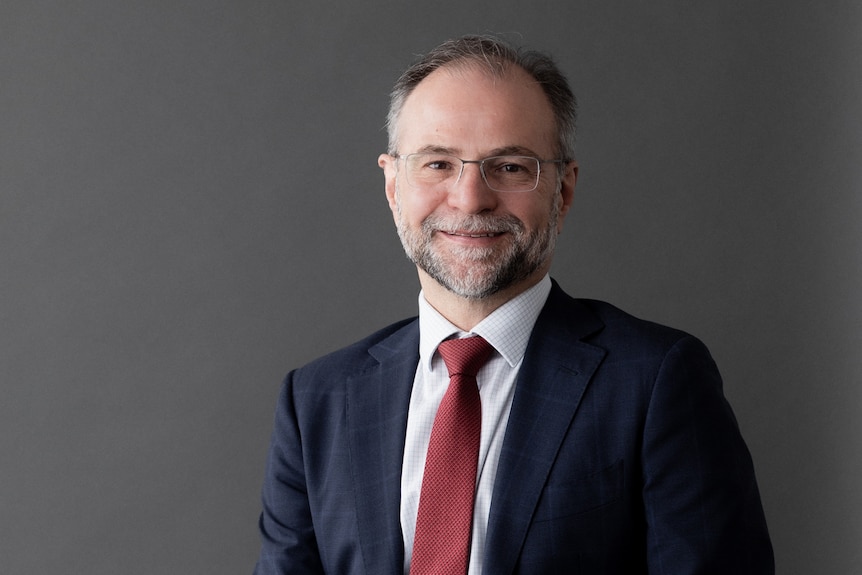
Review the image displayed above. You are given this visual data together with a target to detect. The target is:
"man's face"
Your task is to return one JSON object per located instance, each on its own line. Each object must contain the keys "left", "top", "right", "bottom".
{"left": 379, "top": 64, "right": 577, "bottom": 300}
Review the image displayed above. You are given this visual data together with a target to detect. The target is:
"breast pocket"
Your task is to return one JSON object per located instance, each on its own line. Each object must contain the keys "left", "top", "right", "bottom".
{"left": 533, "top": 459, "right": 624, "bottom": 522}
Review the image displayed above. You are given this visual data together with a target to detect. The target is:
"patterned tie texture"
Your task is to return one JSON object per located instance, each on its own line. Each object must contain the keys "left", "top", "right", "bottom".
{"left": 410, "top": 336, "right": 493, "bottom": 575}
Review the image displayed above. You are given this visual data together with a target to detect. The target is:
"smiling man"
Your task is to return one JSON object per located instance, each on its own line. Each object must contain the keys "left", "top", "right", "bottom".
{"left": 254, "top": 35, "right": 774, "bottom": 575}
{"left": 379, "top": 59, "right": 575, "bottom": 327}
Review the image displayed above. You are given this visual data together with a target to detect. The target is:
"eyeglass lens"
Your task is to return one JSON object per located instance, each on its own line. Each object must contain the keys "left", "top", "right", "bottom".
{"left": 404, "top": 154, "right": 540, "bottom": 192}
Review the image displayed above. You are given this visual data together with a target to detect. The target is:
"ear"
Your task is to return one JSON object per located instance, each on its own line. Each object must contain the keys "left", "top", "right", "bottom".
{"left": 378, "top": 153, "right": 399, "bottom": 212}
{"left": 556, "top": 160, "right": 578, "bottom": 233}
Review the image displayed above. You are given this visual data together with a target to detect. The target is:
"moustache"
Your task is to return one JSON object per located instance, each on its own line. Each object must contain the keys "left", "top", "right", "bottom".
{"left": 421, "top": 213, "right": 525, "bottom": 235}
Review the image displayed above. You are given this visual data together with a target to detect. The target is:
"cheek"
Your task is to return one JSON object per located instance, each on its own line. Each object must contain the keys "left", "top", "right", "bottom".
{"left": 398, "top": 189, "right": 446, "bottom": 224}
{"left": 501, "top": 197, "right": 551, "bottom": 229}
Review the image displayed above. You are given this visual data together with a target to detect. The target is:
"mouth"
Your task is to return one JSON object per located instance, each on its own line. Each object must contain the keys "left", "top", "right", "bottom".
{"left": 444, "top": 231, "right": 502, "bottom": 238}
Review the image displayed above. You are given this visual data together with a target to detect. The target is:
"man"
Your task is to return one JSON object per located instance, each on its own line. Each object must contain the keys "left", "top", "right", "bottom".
{"left": 254, "top": 35, "right": 773, "bottom": 574}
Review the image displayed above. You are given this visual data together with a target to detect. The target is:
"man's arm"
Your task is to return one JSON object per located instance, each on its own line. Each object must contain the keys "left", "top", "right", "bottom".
{"left": 641, "top": 335, "right": 774, "bottom": 573}
{"left": 254, "top": 373, "right": 325, "bottom": 575}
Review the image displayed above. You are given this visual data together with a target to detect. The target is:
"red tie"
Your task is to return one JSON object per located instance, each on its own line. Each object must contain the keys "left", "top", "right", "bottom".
{"left": 410, "top": 336, "right": 493, "bottom": 575}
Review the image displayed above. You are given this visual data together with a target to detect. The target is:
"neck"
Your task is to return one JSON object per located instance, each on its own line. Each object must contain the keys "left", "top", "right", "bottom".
{"left": 417, "top": 268, "right": 547, "bottom": 331}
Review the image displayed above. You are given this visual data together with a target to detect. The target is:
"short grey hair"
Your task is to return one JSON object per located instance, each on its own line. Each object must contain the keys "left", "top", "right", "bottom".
{"left": 385, "top": 35, "right": 577, "bottom": 161}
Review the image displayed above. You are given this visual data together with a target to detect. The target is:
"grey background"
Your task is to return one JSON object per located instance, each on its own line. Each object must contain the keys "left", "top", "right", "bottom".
{"left": 1, "top": 0, "right": 859, "bottom": 573}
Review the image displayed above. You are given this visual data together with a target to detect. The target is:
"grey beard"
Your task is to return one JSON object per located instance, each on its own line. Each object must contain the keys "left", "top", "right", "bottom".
{"left": 394, "top": 192, "right": 560, "bottom": 299}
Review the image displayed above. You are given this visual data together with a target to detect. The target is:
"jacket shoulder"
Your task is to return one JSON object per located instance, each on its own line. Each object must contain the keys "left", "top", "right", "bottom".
{"left": 580, "top": 298, "right": 688, "bottom": 339}
{"left": 291, "top": 316, "right": 419, "bottom": 379}
{"left": 544, "top": 285, "right": 705, "bottom": 359}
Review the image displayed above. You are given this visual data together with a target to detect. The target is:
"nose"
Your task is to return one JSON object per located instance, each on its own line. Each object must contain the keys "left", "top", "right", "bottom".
{"left": 447, "top": 161, "right": 498, "bottom": 214}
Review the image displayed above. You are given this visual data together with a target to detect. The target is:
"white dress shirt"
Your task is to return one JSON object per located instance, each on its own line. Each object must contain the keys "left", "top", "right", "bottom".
{"left": 400, "top": 275, "right": 552, "bottom": 575}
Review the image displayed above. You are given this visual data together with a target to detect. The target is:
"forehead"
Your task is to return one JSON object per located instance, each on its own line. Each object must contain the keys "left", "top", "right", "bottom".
{"left": 396, "top": 63, "right": 557, "bottom": 156}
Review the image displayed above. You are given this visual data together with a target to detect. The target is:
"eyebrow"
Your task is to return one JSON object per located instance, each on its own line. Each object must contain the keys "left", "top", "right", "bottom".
{"left": 415, "top": 144, "right": 458, "bottom": 155}
{"left": 412, "top": 144, "right": 543, "bottom": 158}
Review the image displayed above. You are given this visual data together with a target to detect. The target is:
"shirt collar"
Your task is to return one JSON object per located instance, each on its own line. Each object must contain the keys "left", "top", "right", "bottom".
{"left": 417, "top": 275, "right": 552, "bottom": 372}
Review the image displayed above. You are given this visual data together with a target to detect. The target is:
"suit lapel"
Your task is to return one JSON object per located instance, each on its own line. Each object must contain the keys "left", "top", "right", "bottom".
{"left": 484, "top": 287, "right": 606, "bottom": 574}
{"left": 346, "top": 320, "right": 419, "bottom": 575}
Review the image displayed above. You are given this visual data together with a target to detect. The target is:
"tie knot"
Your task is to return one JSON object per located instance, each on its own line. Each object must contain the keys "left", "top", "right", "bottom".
{"left": 437, "top": 336, "right": 493, "bottom": 378}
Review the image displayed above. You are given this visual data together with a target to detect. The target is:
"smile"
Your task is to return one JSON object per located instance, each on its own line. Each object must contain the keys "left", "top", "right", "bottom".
{"left": 445, "top": 231, "right": 501, "bottom": 238}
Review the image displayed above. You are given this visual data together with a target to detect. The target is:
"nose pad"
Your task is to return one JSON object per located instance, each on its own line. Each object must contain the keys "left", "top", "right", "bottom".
{"left": 454, "top": 161, "right": 489, "bottom": 189}
{"left": 449, "top": 162, "right": 497, "bottom": 212}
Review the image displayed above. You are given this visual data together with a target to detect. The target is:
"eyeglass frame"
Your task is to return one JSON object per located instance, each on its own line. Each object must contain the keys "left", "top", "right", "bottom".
{"left": 391, "top": 152, "right": 571, "bottom": 193}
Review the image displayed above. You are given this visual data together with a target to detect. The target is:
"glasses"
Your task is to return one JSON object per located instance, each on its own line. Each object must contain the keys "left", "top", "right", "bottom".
{"left": 396, "top": 153, "right": 567, "bottom": 193}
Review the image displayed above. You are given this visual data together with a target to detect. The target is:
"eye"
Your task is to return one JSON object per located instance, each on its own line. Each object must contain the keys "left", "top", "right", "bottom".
{"left": 488, "top": 156, "right": 537, "bottom": 175}
{"left": 425, "top": 159, "right": 454, "bottom": 171}
{"left": 499, "top": 162, "right": 527, "bottom": 173}
{"left": 407, "top": 154, "right": 458, "bottom": 172}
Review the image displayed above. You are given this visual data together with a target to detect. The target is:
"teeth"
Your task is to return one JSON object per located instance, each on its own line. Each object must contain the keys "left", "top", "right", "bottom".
{"left": 450, "top": 232, "right": 497, "bottom": 238}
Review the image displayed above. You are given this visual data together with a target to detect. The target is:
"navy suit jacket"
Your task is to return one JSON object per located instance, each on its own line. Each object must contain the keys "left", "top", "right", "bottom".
{"left": 255, "top": 283, "right": 773, "bottom": 574}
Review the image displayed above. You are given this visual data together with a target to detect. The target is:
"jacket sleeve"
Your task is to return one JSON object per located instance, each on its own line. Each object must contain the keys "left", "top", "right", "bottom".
{"left": 641, "top": 335, "right": 774, "bottom": 574}
{"left": 254, "top": 372, "right": 326, "bottom": 574}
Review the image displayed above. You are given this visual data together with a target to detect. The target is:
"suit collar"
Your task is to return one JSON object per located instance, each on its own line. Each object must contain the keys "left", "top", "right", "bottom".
{"left": 484, "top": 283, "right": 607, "bottom": 573}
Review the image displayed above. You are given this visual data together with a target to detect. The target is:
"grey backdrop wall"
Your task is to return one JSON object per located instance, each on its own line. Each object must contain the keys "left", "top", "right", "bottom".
{"left": 2, "top": 1, "right": 860, "bottom": 573}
